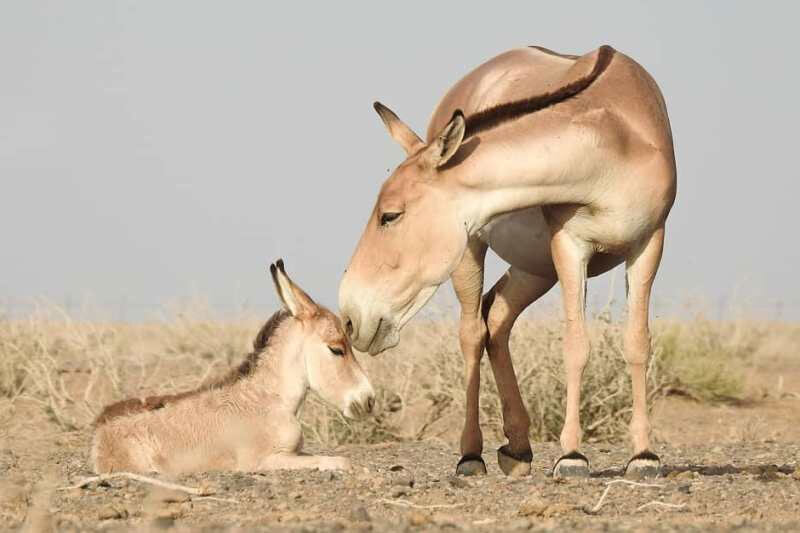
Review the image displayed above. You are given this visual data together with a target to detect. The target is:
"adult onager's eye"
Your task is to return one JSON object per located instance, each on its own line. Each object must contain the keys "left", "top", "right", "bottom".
{"left": 328, "top": 346, "right": 345, "bottom": 356}
{"left": 379, "top": 212, "right": 403, "bottom": 226}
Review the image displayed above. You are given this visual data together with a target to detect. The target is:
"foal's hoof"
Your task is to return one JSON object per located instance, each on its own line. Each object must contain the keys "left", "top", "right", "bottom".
{"left": 625, "top": 450, "right": 661, "bottom": 479}
{"left": 497, "top": 445, "right": 532, "bottom": 477}
{"left": 456, "top": 454, "right": 487, "bottom": 476}
{"left": 553, "top": 451, "right": 590, "bottom": 479}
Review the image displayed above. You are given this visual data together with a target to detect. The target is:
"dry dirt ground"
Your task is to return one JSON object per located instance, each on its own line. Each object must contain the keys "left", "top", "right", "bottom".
{"left": 1, "top": 336, "right": 798, "bottom": 532}
{"left": 1, "top": 433, "right": 799, "bottom": 532}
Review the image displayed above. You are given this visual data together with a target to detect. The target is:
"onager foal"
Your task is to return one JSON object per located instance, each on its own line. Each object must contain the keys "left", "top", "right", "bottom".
{"left": 92, "top": 260, "right": 375, "bottom": 474}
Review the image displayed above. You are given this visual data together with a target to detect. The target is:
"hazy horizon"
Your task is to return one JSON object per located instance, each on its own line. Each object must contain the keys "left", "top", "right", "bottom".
{"left": 2, "top": 2, "right": 799, "bottom": 321}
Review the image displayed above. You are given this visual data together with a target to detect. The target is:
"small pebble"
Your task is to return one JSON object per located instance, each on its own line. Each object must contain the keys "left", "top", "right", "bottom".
{"left": 349, "top": 505, "right": 370, "bottom": 522}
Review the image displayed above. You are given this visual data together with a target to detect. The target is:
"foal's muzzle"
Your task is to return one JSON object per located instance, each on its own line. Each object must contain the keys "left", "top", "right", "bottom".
{"left": 343, "top": 389, "right": 376, "bottom": 419}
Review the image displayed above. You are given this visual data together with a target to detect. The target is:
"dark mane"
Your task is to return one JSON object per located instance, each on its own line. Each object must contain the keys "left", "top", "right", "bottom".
{"left": 212, "top": 309, "right": 291, "bottom": 389}
{"left": 93, "top": 309, "right": 292, "bottom": 426}
{"left": 463, "top": 45, "right": 615, "bottom": 139}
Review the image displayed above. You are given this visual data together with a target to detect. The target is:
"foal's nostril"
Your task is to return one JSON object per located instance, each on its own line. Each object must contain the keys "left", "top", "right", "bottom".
{"left": 366, "top": 396, "right": 375, "bottom": 414}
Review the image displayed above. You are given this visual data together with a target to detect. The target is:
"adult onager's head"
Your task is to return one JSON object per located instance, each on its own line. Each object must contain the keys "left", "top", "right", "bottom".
{"left": 92, "top": 260, "right": 374, "bottom": 474}
{"left": 269, "top": 260, "right": 375, "bottom": 418}
{"left": 339, "top": 104, "right": 470, "bottom": 354}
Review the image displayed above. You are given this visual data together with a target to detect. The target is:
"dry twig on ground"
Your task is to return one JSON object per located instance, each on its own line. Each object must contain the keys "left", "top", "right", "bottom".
{"left": 59, "top": 472, "right": 213, "bottom": 496}
{"left": 379, "top": 498, "right": 464, "bottom": 510}
{"left": 589, "top": 479, "right": 663, "bottom": 514}
{"left": 637, "top": 501, "right": 687, "bottom": 512}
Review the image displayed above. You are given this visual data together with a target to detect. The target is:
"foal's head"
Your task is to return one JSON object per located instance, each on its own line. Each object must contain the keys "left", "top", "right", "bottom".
{"left": 269, "top": 260, "right": 375, "bottom": 419}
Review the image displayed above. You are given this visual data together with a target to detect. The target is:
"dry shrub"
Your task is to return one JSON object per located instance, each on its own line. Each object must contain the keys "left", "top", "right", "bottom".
{"left": 0, "top": 309, "right": 123, "bottom": 429}
{"left": 0, "top": 305, "right": 788, "bottom": 448}
{"left": 0, "top": 306, "right": 257, "bottom": 431}
{"left": 300, "top": 314, "right": 777, "bottom": 446}
{"left": 649, "top": 318, "right": 764, "bottom": 402}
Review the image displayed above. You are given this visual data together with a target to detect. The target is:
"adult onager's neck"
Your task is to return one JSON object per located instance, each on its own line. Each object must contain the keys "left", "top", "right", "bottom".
{"left": 440, "top": 130, "right": 602, "bottom": 233}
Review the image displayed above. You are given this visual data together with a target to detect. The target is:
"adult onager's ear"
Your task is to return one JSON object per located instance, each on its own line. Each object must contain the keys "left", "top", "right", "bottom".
{"left": 269, "top": 259, "right": 317, "bottom": 318}
{"left": 373, "top": 101, "right": 424, "bottom": 155}
{"left": 422, "top": 109, "right": 466, "bottom": 168}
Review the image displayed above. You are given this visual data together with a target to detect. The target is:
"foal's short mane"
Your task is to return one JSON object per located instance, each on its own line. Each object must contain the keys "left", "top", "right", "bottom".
{"left": 462, "top": 45, "right": 615, "bottom": 139}
{"left": 93, "top": 310, "right": 292, "bottom": 426}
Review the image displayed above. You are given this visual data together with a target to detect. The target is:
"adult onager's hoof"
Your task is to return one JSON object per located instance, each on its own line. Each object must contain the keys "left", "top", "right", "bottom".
{"left": 497, "top": 445, "right": 532, "bottom": 477}
{"left": 456, "top": 454, "right": 487, "bottom": 476}
{"left": 625, "top": 450, "right": 661, "bottom": 479}
{"left": 552, "top": 451, "right": 590, "bottom": 479}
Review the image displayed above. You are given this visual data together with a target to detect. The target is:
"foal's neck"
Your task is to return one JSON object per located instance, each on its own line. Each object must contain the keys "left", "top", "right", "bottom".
{"left": 240, "top": 323, "right": 308, "bottom": 416}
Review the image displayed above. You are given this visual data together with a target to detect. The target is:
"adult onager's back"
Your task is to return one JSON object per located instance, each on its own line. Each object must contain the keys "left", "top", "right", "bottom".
{"left": 93, "top": 260, "right": 375, "bottom": 474}
{"left": 339, "top": 45, "right": 676, "bottom": 479}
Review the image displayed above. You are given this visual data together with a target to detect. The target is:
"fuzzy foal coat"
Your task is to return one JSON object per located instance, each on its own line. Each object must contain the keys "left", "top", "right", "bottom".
{"left": 91, "top": 312, "right": 308, "bottom": 474}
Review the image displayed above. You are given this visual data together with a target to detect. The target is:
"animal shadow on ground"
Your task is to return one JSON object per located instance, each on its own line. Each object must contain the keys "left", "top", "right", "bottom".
{"left": 592, "top": 462, "right": 796, "bottom": 479}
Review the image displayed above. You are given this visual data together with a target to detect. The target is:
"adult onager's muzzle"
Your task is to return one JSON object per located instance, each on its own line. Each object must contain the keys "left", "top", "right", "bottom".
{"left": 339, "top": 290, "right": 401, "bottom": 355}
{"left": 340, "top": 269, "right": 440, "bottom": 356}
{"left": 339, "top": 274, "right": 386, "bottom": 354}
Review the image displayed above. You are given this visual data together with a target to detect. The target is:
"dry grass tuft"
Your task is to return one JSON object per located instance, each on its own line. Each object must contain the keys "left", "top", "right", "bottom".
{"left": 0, "top": 305, "right": 790, "bottom": 448}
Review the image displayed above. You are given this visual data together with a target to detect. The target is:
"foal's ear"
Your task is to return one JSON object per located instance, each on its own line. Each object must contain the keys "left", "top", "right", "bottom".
{"left": 269, "top": 259, "right": 317, "bottom": 318}
{"left": 373, "top": 101, "right": 425, "bottom": 156}
{"left": 421, "top": 109, "right": 466, "bottom": 169}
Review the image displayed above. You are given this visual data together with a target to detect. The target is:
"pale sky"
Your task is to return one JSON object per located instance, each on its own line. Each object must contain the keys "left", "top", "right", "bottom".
{"left": 2, "top": 1, "right": 798, "bottom": 321}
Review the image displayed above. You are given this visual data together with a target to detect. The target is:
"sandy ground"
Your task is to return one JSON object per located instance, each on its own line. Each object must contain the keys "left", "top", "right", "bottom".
{"left": 1, "top": 351, "right": 798, "bottom": 531}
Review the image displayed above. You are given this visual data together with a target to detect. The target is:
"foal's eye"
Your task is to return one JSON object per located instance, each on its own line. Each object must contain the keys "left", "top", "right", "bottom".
{"left": 379, "top": 212, "right": 403, "bottom": 227}
{"left": 328, "top": 346, "right": 344, "bottom": 356}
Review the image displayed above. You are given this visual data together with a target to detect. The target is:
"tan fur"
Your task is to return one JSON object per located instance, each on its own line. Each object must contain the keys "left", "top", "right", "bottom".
{"left": 339, "top": 45, "right": 676, "bottom": 474}
{"left": 92, "top": 261, "right": 374, "bottom": 474}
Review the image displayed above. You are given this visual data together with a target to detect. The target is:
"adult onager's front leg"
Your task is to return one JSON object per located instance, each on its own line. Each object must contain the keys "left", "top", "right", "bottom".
{"left": 483, "top": 267, "right": 555, "bottom": 476}
{"left": 450, "top": 239, "right": 489, "bottom": 476}
{"left": 550, "top": 229, "right": 593, "bottom": 478}
{"left": 623, "top": 227, "right": 665, "bottom": 478}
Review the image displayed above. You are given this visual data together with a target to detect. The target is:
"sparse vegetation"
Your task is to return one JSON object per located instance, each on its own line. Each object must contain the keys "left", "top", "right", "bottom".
{"left": 0, "top": 306, "right": 786, "bottom": 447}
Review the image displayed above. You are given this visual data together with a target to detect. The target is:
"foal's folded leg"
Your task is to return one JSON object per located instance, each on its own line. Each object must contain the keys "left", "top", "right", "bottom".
{"left": 256, "top": 454, "right": 351, "bottom": 471}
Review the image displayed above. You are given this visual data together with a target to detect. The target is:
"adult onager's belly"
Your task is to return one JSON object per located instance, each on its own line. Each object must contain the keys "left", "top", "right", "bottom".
{"left": 482, "top": 207, "right": 623, "bottom": 278}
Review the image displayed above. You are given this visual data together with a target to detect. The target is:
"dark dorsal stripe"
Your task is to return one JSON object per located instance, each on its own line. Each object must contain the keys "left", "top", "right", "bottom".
{"left": 463, "top": 45, "right": 615, "bottom": 139}
{"left": 93, "top": 309, "right": 291, "bottom": 427}
{"left": 527, "top": 45, "right": 580, "bottom": 60}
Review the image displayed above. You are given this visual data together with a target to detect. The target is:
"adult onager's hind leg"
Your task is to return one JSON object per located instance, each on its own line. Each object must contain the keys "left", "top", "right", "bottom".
{"left": 484, "top": 267, "right": 555, "bottom": 476}
{"left": 451, "top": 239, "right": 489, "bottom": 476}
{"left": 623, "top": 227, "right": 665, "bottom": 478}
{"left": 550, "top": 229, "right": 593, "bottom": 478}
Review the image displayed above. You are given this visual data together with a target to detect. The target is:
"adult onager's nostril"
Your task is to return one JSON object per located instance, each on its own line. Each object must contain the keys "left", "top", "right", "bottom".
{"left": 366, "top": 395, "right": 375, "bottom": 414}
{"left": 345, "top": 318, "right": 354, "bottom": 338}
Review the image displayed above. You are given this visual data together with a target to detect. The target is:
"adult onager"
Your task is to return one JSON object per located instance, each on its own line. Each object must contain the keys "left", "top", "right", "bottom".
{"left": 93, "top": 260, "right": 375, "bottom": 474}
{"left": 339, "top": 45, "right": 676, "bottom": 478}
